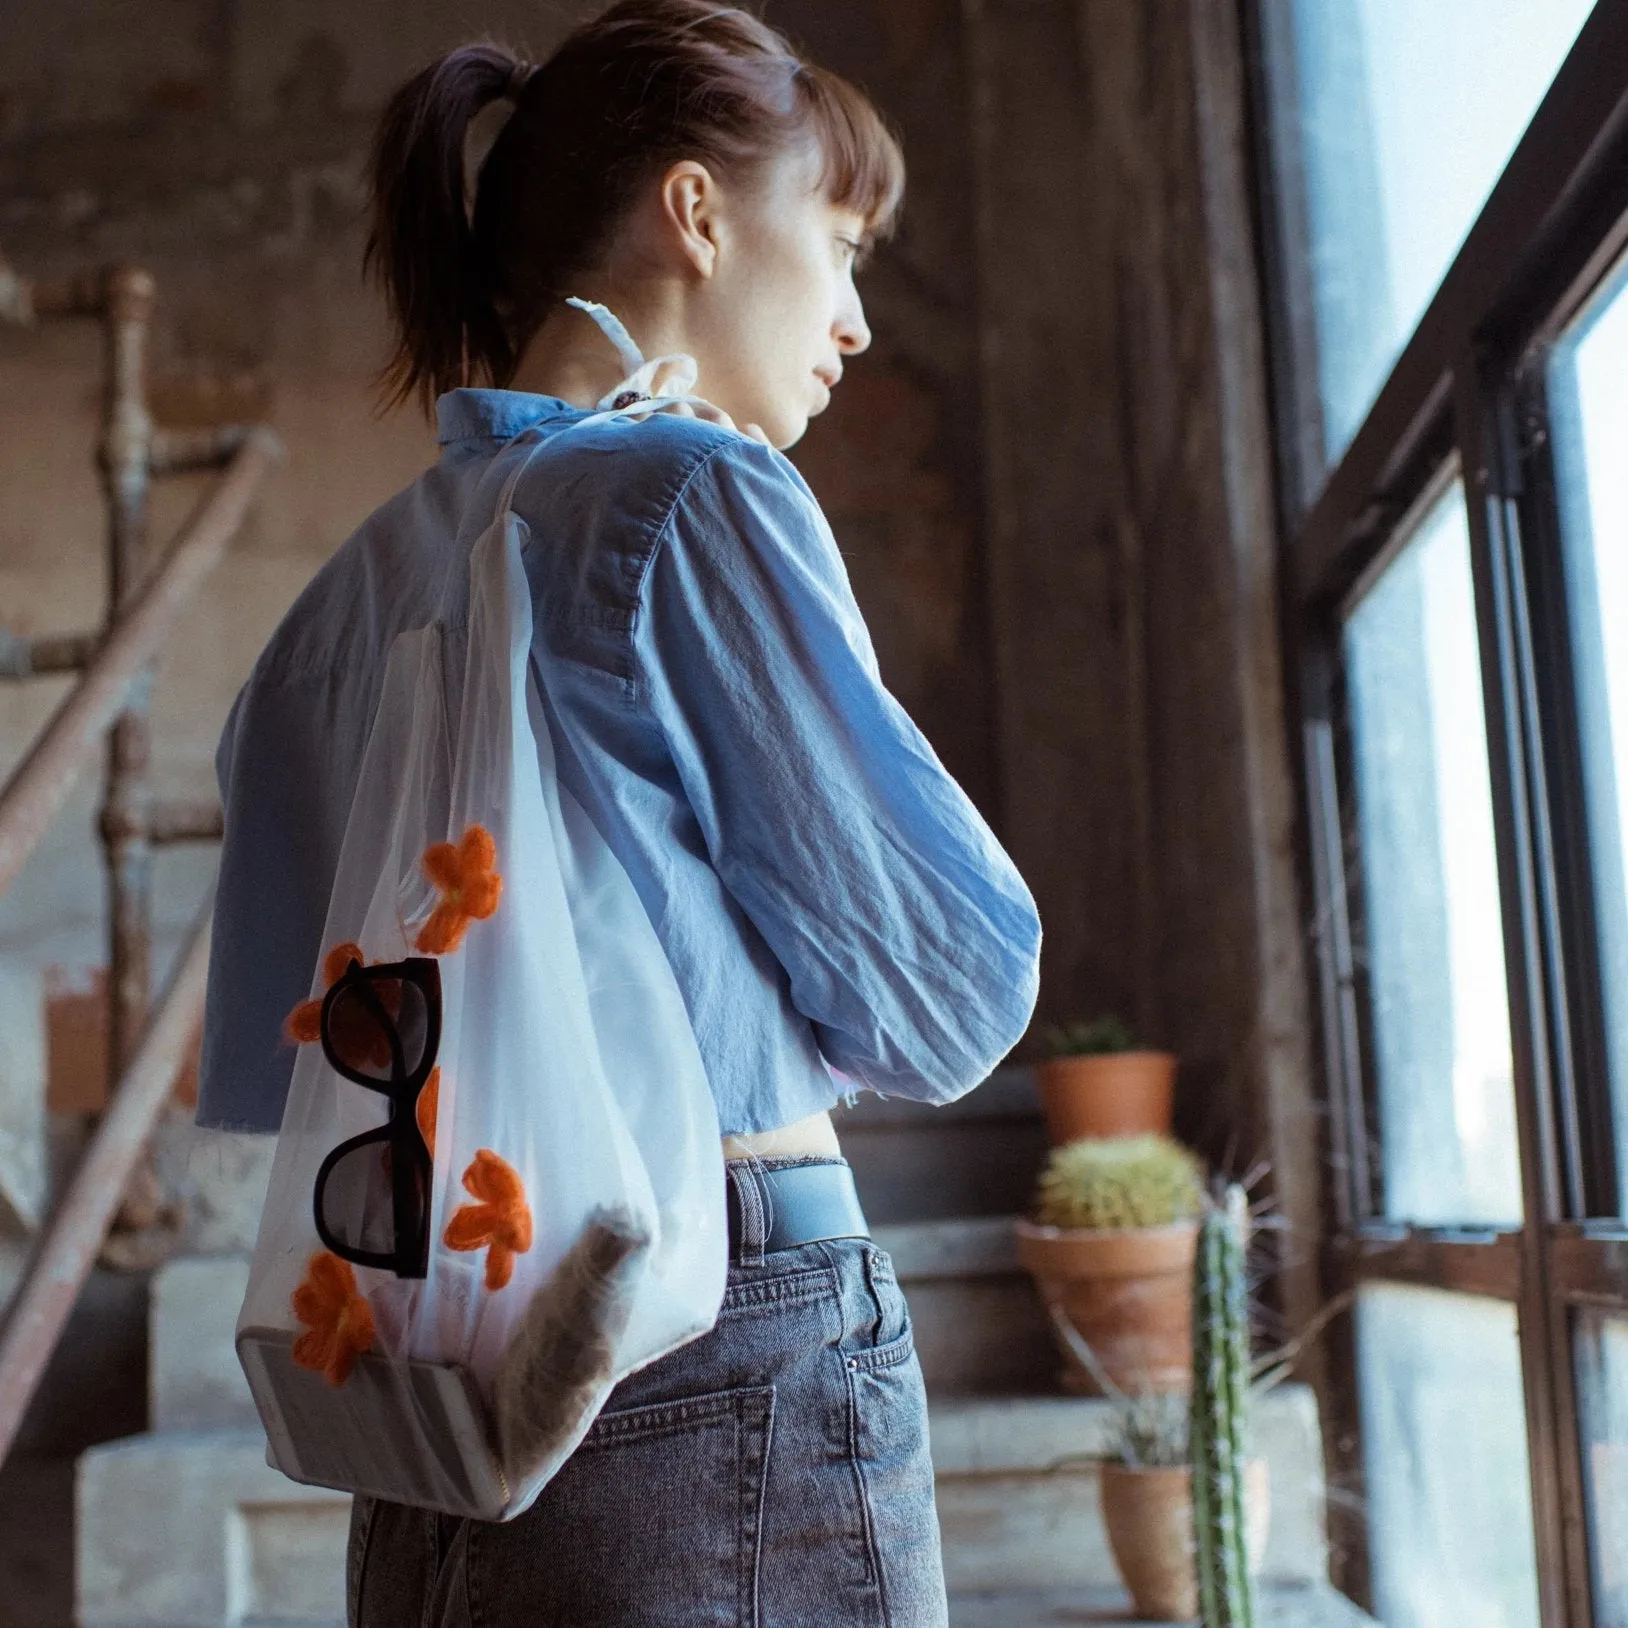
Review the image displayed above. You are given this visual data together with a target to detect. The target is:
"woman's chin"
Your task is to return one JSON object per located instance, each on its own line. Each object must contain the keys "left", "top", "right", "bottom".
{"left": 767, "top": 411, "right": 810, "bottom": 451}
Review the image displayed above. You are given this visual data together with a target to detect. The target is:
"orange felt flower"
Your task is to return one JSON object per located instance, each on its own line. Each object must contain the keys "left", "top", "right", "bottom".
{"left": 413, "top": 825, "right": 503, "bottom": 955}
{"left": 443, "top": 1149, "right": 533, "bottom": 1290}
{"left": 416, "top": 1067, "right": 441, "bottom": 1153}
{"left": 283, "top": 941, "right": 365, "bottom": 1044}
{"left": 290, "top": 1250, "right": 375, "bottom": 1386}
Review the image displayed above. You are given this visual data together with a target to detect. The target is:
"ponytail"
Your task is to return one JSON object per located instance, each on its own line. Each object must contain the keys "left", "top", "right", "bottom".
{"left": 367, "top": 1, "right": 904, "bottom": 417}
{"left": 365, "top": 43, "right": 530, "bottom": 413}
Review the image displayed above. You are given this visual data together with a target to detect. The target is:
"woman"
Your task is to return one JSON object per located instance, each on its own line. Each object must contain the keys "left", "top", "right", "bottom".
{"left": 198, "top": 2, "right": 1041, "bottom": 1622}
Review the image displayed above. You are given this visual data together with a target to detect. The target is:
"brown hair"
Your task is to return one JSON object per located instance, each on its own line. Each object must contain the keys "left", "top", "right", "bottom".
{"left": 366, "top": 0, "right": 905, "bottom": 413}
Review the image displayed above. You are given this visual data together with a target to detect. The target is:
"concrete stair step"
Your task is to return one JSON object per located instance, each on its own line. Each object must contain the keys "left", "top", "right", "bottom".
{"left": 948, "top": 1583, "right": 1377, "bottom": 1626}
{"left": 929, "top": 1389, "right": 1327, "bottom": 1596}
{"left": 838, "top": 1066, "right": 1049, "bottom": 1223}
{"left": 875, "top": 1213, "right": 1053, "bottom": 1393}
{"left": 77, "top": 1427, "right": 349, "bottom": 1628}
{"left": 84, "top": 1214, "right": 1329, "bottom": 1623}
{"left": 78, "top": 1388, "right": 1328, "bottom": 1624}
{"left": 147, "top": 1215, "right": 1058, "bottom": 1432}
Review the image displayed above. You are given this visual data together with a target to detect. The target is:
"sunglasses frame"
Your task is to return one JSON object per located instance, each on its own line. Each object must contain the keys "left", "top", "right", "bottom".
{"left": 311, "top": 955, "right": 442, "bottom": 1279}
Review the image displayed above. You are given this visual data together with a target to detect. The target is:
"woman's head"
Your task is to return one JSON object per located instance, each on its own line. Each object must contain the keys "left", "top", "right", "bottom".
{"left": 368, "top": 0, "right": 904, "bottom": 447}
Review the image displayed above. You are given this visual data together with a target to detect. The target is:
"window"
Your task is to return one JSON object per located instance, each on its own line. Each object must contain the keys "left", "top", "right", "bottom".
{"left": 1576, "top": 1315, "right": 1628, "bottom": 1627}
{"left": 1269, "top": 0, "right": 1588, "bottom": 468}
{"left": 1358, "top": 1285, "right": 1541, "bottom": 1628}
{"left": 1282, "top": 0, "right": 1594, "bottom": 465}
{"left": 1342, "top": 480, "right": 1521, "bottom": 1225}
{"left": 1253, "top": 0, "right": 1628, "bottom": 1621}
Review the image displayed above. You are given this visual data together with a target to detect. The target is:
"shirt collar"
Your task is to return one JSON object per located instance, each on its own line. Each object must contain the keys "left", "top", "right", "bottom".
{"left": 434, "top": 388, "right": 585, "bottom": 446}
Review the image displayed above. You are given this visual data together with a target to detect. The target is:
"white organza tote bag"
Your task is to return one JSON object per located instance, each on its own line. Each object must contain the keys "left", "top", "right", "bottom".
{"left": 236, "top": 363, "right": 727, "bottom": 1521}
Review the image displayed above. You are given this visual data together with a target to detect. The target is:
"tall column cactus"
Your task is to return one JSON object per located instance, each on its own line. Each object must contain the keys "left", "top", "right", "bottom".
{"left": 1190, "top": 1183, "right": 1256, "bottom": 1628}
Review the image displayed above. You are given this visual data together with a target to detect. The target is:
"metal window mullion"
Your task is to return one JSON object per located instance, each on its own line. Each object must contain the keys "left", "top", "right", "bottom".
{"left": 1509, "top": 353, "right": 1623, "bottom": 1219}
{"left": 1239, "top": 0, "right": 1326, "bottom": 529}
{"left": 1302, "top": 640, "right": 1371, "bottom": 1230}
{"left": 1454, "top": 349, "right": 1589, "bottom": 1628}
{"left": 1550, "top": 1226, "right": 1628, "bottom": 1307}
{"left": 1345, "top": 1228, "right": 1522, "bottom": 1299}
{"left": 1502, "top": 342, "right": 1628, "bottom": 1627}
{"left": 1297, "top": 627, "right": 1378, "bottom": 1606}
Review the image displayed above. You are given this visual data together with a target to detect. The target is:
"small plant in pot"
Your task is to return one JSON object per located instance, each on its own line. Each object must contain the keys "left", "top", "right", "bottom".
{"left": 1096, "top": 1396, "right": 1270, "bottom": 1625}
{"left": 1036, "top": 1016, "right": 1178, "bottom": 1145}
{"left": 1016, "top": 1134, "right": 1204, "bottom": 1395}
{"left": 1053, "top": 1186, "right": 1271, "bottom": 1623}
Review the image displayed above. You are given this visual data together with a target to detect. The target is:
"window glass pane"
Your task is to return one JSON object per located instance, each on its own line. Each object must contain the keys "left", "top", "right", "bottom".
{"left": 1550, "top": 260, "right": 1628, "bottom": 1214}
{"left": 1357, "top": 1284, "right": 1541, "bottom": 1628}
{"left": 1576, "top": 1313, "right": 1628, "bottom": 1627}
{"left": 1342, "top": 482, "right": 1522, "bottom": 1224}
{"left": 1277, "top": 0, "right": 1594, "bottom": 463}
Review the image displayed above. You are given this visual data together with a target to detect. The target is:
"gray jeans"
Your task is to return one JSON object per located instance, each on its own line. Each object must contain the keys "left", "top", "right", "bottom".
{"left": 346, "top": 1159, "right": 949, "bottom": 1626}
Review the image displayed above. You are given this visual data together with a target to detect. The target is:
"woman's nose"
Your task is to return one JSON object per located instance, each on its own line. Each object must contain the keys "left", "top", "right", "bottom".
{"left": 835, "top": 299, "right": 872, "bottom": 356}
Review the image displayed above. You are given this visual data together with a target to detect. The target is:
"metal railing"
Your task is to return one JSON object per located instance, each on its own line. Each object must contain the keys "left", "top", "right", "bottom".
{"left": 0, "top": 253, "right": 279, "bottom": 1462}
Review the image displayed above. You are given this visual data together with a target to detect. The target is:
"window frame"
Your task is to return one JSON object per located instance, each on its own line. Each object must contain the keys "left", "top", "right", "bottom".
{"left": 1245, "top": 3, "right": 1628, "bottom": 1622}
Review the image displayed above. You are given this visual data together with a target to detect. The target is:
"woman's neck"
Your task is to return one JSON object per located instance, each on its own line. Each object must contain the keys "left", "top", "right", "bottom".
{"left": 506, "top": 308, "right": 625, "bottom": 406}
{"left": 507, "top": 292, "right": 683, "bottom": 406}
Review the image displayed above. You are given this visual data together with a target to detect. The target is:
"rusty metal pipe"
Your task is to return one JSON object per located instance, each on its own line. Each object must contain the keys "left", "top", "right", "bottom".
{"left": 25, "top": 632, "right": 101, "bottom": 675}
{"left": 145, "top": 798, "right": 225, "bottom": 846}
{"left": 0, "top": 630, "right": 101, "bottom": 680}
{"left": 0, "top": 430, "right": 280, "bottom": 902}
{"left": 0, "top": 903, "right": 213, "bottom": 1467}
{"left": 101, "top": 267, "right": 159, "bottom": 1083}
{"left": 24, "top": 271, "right": 108, "bottom": 320}
{"left": 150, "top": 424, "right": 257, "bottom": 476}
{"left": 0, "top": 262, "right": 110, "bottom": 324}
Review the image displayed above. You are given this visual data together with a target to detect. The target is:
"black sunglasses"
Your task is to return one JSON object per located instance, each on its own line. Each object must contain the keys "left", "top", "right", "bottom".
{"left": 311, "top": 956, "right": 442, "bottom": 1279}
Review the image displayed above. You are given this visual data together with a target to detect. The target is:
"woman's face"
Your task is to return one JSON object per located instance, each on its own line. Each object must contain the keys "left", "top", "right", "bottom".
{"left": 682, "top": 144, "right": 875, "bottom": 449}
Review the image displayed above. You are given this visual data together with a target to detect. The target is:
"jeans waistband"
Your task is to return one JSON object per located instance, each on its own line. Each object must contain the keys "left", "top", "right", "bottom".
{"left": 723, "top": 1157, "right": 868, "bottom": 1267}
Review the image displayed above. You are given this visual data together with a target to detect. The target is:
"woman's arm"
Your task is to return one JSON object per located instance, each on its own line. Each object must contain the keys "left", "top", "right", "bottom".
{"left": 635, "top": 437, "right": 1041, "bottom": 1105}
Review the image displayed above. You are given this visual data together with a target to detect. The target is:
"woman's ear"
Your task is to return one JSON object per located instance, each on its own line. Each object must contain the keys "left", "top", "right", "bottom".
{"left": 658, "top": 160, "right": 721, "bottom": 280}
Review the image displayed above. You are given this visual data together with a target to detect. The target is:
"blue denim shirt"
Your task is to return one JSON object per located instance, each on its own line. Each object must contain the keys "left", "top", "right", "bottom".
{"left": 197, "top": 388, "right": 1041, "bottom": 1136}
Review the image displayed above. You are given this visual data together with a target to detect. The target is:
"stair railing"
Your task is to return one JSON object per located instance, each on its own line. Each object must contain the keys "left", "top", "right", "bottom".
{"left": 0, "top": 254, "right": 280, "bottom": 1465}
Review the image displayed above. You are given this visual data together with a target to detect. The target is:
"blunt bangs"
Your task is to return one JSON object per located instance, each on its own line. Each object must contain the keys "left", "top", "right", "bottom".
{"left": 796, "top": 65, "right": 905, "bottom": 241}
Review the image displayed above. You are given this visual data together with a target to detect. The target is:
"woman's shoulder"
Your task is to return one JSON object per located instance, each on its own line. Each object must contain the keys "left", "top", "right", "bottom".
{"left": 236, "top": 469, "right": 464, "bottom": 693}
{"left": 525, "top": 407, "right": 815, "bottom": 529}
{"left": 510, "top": 410, "right": 828, "bottom": 613}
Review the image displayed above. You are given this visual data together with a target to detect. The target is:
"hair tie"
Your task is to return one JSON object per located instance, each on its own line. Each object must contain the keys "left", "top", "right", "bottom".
{"left": 505, "top": 60, "right": 536, "bottom": 101}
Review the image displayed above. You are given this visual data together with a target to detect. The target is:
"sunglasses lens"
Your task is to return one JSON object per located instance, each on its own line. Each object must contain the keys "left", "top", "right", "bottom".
{"left": 317, "top": 1135, "right": 428, "bottom": 1264}
{"left": 324, "top": 976, "right": 432, "bottom": 1081}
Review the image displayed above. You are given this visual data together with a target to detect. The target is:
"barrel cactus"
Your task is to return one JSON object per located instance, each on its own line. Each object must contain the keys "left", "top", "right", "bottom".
{"left": 1190, "top": 1184, "right": 1256, "bottom": 1628}
{"left": 1033, "top": 1134, "right": 1203, "bottom": 1231}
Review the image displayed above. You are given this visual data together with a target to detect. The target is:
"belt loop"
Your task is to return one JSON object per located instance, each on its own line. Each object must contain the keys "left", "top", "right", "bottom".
{"left": 729, "top": 1160, "right": 769, "bottom": 1267}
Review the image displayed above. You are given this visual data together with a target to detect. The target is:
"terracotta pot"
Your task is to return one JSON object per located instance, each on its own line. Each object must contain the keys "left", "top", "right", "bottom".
{"left": 1015, "top": 1220, "right": 1197, "bottom": 1394}
{"left": 1099, "top": 1459, "right": 1271, "bottom": 1621}
{"left": 1035, "top": 1052, "right": 1177, "bottom": 1145}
